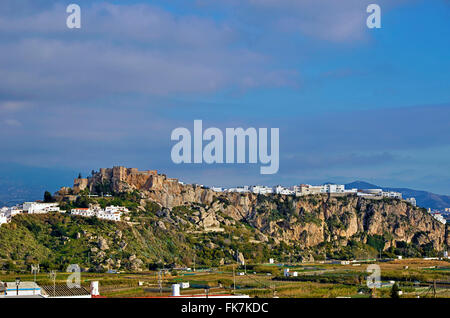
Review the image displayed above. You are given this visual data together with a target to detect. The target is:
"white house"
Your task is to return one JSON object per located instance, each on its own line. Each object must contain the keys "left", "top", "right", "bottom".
{"left": 105, "top": 205, "right": 129, "bottom": 214}
{"left": 406, "top": 197, "right": 416, "bottom": 206}
{"left": 382, "top": 191, "right": 402, "bottom": 199}
{"left": 22, "top": 202, "right": 60, "bottom": 214}
{"left": 251, "top": 185, "right": 273, "bottom": 195}
{"left": 71, "top": 206, "right": 124, "bottom": 222}
{"left": 0, "top": 213, "right": 7, "bottom": 225}
{"left": 97, "top": 211, "right": 122, "bottom": 222}
{"left": 71, "top": 208, "right": 96, "bottom": 217}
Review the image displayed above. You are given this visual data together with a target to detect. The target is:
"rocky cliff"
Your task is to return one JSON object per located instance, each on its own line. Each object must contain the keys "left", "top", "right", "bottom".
{"left": 70, "top": 167, "right": 449, "bottom": 253}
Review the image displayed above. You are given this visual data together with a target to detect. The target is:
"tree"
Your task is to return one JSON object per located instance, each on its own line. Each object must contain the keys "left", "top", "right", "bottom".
{"left": 78, "top": 173, "right": 82, "bottom": 179}
{"left": 44, "top": 191, "right": 54, "bottom": 203}
{"left": 390, "top": 282, "right": 400, "bottom": 298}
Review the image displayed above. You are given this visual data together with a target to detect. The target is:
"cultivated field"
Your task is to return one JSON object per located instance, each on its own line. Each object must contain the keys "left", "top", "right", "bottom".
{"left": 1, "top": 258, "right": 449, "bottom": 298}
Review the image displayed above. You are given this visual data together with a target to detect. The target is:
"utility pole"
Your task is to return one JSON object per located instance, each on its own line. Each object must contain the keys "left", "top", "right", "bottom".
{"left": 433, "top": 280, "right": 436, "bottom": 298}
{"left": 233, "top": 264, "right": 236, "bottom": 291}
{"left": 158, "top": 270, "right": 162, "bottom": 295}
{"left": 31, "top": 264, "right": 39, "bottom": 295}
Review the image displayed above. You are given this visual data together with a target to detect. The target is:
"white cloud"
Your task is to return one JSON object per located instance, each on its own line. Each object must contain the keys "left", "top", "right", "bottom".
{"left": 0, "top": 2, "right": 298, "bottom": 101}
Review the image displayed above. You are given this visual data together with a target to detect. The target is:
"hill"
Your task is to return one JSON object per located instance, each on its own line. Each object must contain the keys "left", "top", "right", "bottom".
{"left": 0, "top": 167, "right": 448, "bottom": 272}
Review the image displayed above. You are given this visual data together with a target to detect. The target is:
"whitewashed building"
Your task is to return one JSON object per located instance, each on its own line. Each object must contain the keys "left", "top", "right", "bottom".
{"left": 406, "top": 197, "right": 416, "bottom": 206}
{"left": 22, "top": 202, "right": 60, "bottom": 214}
{"left": 71, "top": 206, "right": 126, "bottom": 222}
{"left": 432, "top": 213, "right": 447, "bottom": 225}
{"left": 0, "top": 212, "right": 7, "bottom": 225}
{"left": 250, "top": 185, "right": 273, "bottom": 195}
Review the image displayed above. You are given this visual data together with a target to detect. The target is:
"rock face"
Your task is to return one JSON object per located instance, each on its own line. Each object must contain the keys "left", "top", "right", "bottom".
{"left": 236, "top": 251, "right": 245, "bottom": 265}
{"left": 73, "top": 167, "right": 449, "bottom": 252}
{"left": 98, "top": 237, "right": 109, "bottom": 251}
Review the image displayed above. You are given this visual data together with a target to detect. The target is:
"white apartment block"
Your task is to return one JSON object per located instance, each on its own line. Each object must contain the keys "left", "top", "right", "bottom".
{"left": 322, "top": 184, "right": 345, "bottom": 193}
{"left": 294, "top": 184, "right": 346, "bottom": 196}
{"left": 382, "top": 191, "right": 402, "bottom": 199}
{"left": 358, "top": 189, "right": 402, "bottom": 199}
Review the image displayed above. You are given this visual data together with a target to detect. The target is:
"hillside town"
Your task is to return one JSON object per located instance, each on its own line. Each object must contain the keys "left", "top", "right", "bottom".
{"left": 0, "top": 180, "right": 448, "bottom": 226}
{"left": 0, "top": 201, "right": 129, "bottom": 226}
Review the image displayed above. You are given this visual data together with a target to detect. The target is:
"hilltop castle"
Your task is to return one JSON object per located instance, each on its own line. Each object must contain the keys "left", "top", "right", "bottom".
{"left": 73, "top": 166, "right": 179, "bottom": 194}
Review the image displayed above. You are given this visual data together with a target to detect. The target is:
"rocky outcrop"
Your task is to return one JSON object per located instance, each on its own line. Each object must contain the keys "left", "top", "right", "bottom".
{"left": 71, "top": 167, "right": 449, "bottom": 252}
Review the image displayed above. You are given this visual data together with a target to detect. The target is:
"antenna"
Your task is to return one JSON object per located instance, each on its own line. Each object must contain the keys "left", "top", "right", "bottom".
{"left": 49, "top": 270, "right": 56, "bottom": 297}
{"left": 31, "top": 264, "right": 40, "bottom": 294}
{"left": 157, "top": 270, "right": 163, "bottom": 295}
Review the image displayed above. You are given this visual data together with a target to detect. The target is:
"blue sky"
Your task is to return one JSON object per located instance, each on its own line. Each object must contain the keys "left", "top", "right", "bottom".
{"left": 0, "top": 0, "right": 450, "bottom": 195}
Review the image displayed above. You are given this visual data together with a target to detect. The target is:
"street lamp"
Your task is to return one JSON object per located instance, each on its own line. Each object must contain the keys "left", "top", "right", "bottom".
{"left": 15, "top": 277, "right": 21, "bottom": 296}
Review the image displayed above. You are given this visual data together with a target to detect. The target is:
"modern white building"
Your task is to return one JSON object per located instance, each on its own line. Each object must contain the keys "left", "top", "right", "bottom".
{"left": 322, "top": 184, "right": 345, "bottom": 193}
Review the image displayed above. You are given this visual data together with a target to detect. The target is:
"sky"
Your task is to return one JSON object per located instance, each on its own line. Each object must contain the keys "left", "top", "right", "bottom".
{"left": 0, "top": 0, "right": 450, "bottom": 195}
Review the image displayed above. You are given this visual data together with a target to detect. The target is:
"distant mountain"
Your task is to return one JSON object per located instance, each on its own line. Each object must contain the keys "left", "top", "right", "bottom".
{"left": 345, "top": 181, "right": 450, "bottom": 210}
{"left": 0, "top": 163, "right": 78, "bottom": 207}
{"left": 344, "top": 181, "right": 379, "bottom": 190}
